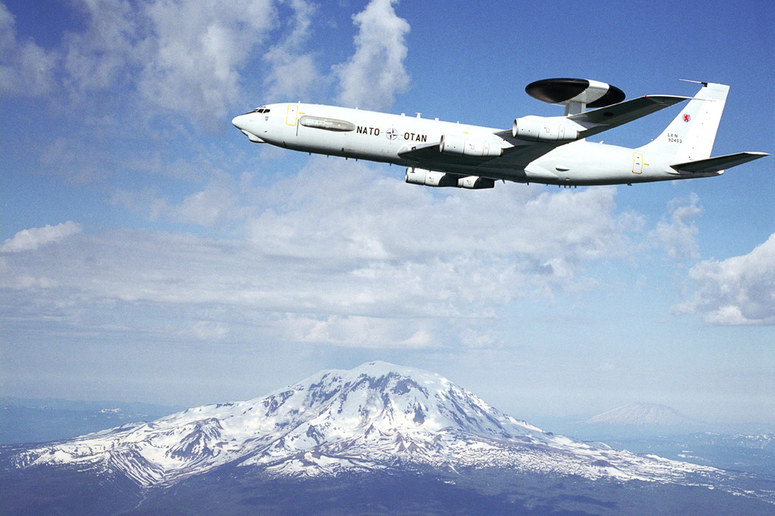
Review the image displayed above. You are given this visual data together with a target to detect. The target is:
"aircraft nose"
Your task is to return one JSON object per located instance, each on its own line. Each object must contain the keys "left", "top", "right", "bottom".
{"left": 232, "top": 114, "right": 246, "bottom": 130}
{"left": 232, "top": 113, "right": 266, "bottom": 143}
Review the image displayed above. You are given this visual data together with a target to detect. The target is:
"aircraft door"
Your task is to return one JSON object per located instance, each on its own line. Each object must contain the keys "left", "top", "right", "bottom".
{"left": 286, "top": 103, "right": 299, "bottom": 126}
{"left": 632, "top": 152, "right": 643, "bottom": 174}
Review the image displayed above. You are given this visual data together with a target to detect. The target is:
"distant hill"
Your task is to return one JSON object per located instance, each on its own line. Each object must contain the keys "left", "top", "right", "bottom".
{"left": 585, "top": 402, "right": 702, "bottom": 427}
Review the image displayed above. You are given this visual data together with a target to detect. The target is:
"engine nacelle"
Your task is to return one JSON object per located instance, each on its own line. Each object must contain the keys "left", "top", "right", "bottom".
{"left": 457, "top": 175, "right": 495, "bottom": 189}
{"left": 405, "top": 168, "right": 494, "bottom": 189}
{"left": 405, "top": 167, "right": 456, "bottom": 187}
{"left": 439, "top": 134, "right": 502, "bottom": 157}
{"left": 512, "top": 115, "right": 580, "bottom": 142}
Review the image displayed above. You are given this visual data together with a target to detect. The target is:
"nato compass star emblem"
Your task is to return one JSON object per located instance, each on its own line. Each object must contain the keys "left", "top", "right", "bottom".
{"left": 385, "top": 127, "right": 398, "bottom": 140}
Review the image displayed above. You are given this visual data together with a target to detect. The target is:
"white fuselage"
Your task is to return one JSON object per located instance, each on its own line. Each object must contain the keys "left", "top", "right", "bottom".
{"left": 232, "top": 102, "right": 713, "bottom": 187}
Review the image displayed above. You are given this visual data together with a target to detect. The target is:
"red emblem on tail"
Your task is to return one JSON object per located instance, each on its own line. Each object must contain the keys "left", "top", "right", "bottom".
{"left": 683, "top": 114, "right": 691, "bottom": 122}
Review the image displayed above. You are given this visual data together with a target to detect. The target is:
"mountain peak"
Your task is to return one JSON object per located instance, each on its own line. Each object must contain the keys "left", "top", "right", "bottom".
{"left": 266, "top": 360, "right": 542, "bottom": 443}
{"left": 15, "top": 365, "right": 717, "bottom": 488}
{"left": 308, "top": 360, "right": 445, "bottom": 388}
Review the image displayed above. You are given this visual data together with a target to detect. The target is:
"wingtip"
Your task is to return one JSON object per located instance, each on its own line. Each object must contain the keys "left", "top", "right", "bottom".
{"left": 679, "top": 78, "right": 709, "bottom": 86}
{"left": 643, "top": 94, "right": 690, "bottom": 105}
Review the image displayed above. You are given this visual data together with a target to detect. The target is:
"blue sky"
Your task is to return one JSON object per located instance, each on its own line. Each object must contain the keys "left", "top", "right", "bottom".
{"left": 1, "top": 0, "right": 773, "bottom": 426}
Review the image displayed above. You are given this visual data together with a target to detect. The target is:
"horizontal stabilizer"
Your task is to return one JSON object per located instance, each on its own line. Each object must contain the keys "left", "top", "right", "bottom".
{"left": 670, "top": 152, "right": 769, "bottom": 173}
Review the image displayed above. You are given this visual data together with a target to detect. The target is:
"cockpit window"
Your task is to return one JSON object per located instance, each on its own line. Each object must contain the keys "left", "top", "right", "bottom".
{"left": 253, "top": 106, "right": 270, "bottom": 114}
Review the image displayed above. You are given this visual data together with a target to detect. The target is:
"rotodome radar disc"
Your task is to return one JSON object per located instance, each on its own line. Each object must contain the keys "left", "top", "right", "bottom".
{"left": 525, "top": 78, "right": 626, "bottom": 107}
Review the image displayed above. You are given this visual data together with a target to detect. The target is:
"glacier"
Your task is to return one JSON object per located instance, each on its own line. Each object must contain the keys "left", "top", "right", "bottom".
{"left": 13, "top": 360, "right": 735, "bottom": 494}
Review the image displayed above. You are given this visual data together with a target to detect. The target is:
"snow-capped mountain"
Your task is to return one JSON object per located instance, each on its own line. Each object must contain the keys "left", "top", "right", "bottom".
{"left": 585, "top": 402, "right": 700, "bottom": 427}
{"left": 12, "top": 363, "right": 723, "bottom": 490}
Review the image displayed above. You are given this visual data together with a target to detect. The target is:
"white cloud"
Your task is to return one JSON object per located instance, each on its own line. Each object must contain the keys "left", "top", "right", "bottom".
{"left": 648, "top": 193, "right": 702, "bottom": 260}
{"left": 177, "top": 180, "right": 239, "bottom": 228}
{"left": 110, "top": 188, "right": 173, "bottom": 222}
{"left": 244, "top": 158, "right": 634, "bottom": 274}
{"left": 3, "top": 0, "right": 408, "bottom": 126}
{"left": 138, "top": 0, "right": 276, "bottom": 123}
{"left": 184, "top": 320, "right": 230, "bottom": 341}
{"left": 334, "top": 0, "right": 410, "bottom": 110}
{"left": 261, "top": 0, "right": 322, "bottom": 102}
{"left": 674, "top": 233, "right": 775, "bottom": 325}
{"left": 61, "top": 0, "right": 140, "bottom": 96}
{"left": 1, "top": 222, "right": 82, "bottom": 253}
{"left": 0, "top": 3, "right": 58, "bottom": 95}
{"left": 109, "top": 169, "right": 241, "bottom": 228}
{"left": 262, "top": 51, "right": 320, "bottom": 103}
{"left": 283, "top": 315, "right": 439, "bottom": 349}
{"left": 2, "top": 0, "right": 278, "bottom": 124}
{"left": 0, "top": 158, "right": 642, "bottom": 349}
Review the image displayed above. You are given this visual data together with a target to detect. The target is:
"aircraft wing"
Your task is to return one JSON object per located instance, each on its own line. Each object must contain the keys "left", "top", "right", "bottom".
{"left": 398, "top": 139, "right": 567, "bottom": 179}
{"left": 569, "top": 94, "right": 689, "bottom": 138}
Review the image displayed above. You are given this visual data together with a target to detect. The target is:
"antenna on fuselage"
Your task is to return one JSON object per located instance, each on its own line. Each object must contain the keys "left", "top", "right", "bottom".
{"left": 525, "top": 78, "right": 626, "bottom": 115}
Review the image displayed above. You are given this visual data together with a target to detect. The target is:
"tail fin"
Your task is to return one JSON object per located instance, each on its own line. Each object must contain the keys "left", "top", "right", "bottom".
{"left": 639, "top": 82, "right": 728, "bottom": 161}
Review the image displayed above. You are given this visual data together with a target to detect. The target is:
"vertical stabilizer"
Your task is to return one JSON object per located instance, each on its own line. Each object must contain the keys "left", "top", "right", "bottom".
{"left": 639, "top": 82, "right": 728, "bottom": 162}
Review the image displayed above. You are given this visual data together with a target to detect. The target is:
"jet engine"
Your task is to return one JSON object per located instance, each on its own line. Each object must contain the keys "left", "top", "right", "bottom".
{"left": 439, "top": 134, "right": 502, "bottom": 157}
{"left": 512, "top": 115, "right": 581, "bottom": 142}
{"left": 405, "top": 167, "right": 495, "bottom": 189}
{"left": 457, "top": 175, "right": 495, "bottom": 189}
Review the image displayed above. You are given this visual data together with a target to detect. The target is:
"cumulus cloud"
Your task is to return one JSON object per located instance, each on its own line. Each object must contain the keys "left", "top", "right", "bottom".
{"left": 1, "top": 222, "right": 82, "bottom": 253}
{"left": 111, "top": 179, "right": 240, "bottom": 228}
{"left": 648, "top": 193, "right": 702, "bottom": 260}
{"left": 184, "top": 320, "right": 230, "bottom": 341}
{"left": 3, "top": 0, "right": 409, "bottom": 126}
{"left": 245, "top": 159, "right": 633, "bottom": 272}
{"left": 674, "top": 233, "right": 775, "bottom": 325}
{"left": 1, "top": 156, "right": 642, "bottom": 348}
{"left": 61, "top": 0, "right": 140, "bottom": 97}
{"left": 335, "top": 0, "right": 410, "bottom": 110}
{"left": 3, "top": 0, "right": 278, "bottom": 123}
{"left": 138, "top": 0, "right": 276, "bottom": 123}
{"left": 0, "top": 3, "right": 57, "bottom": 95}
{"left": 283, "top": 315, "right": 438, "bottom": 349}
{"left": 261, "top": 0, "right": 321, "bottom": 101}
{"left": 176, "top": 180, "right": 239, "bottom": 227}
